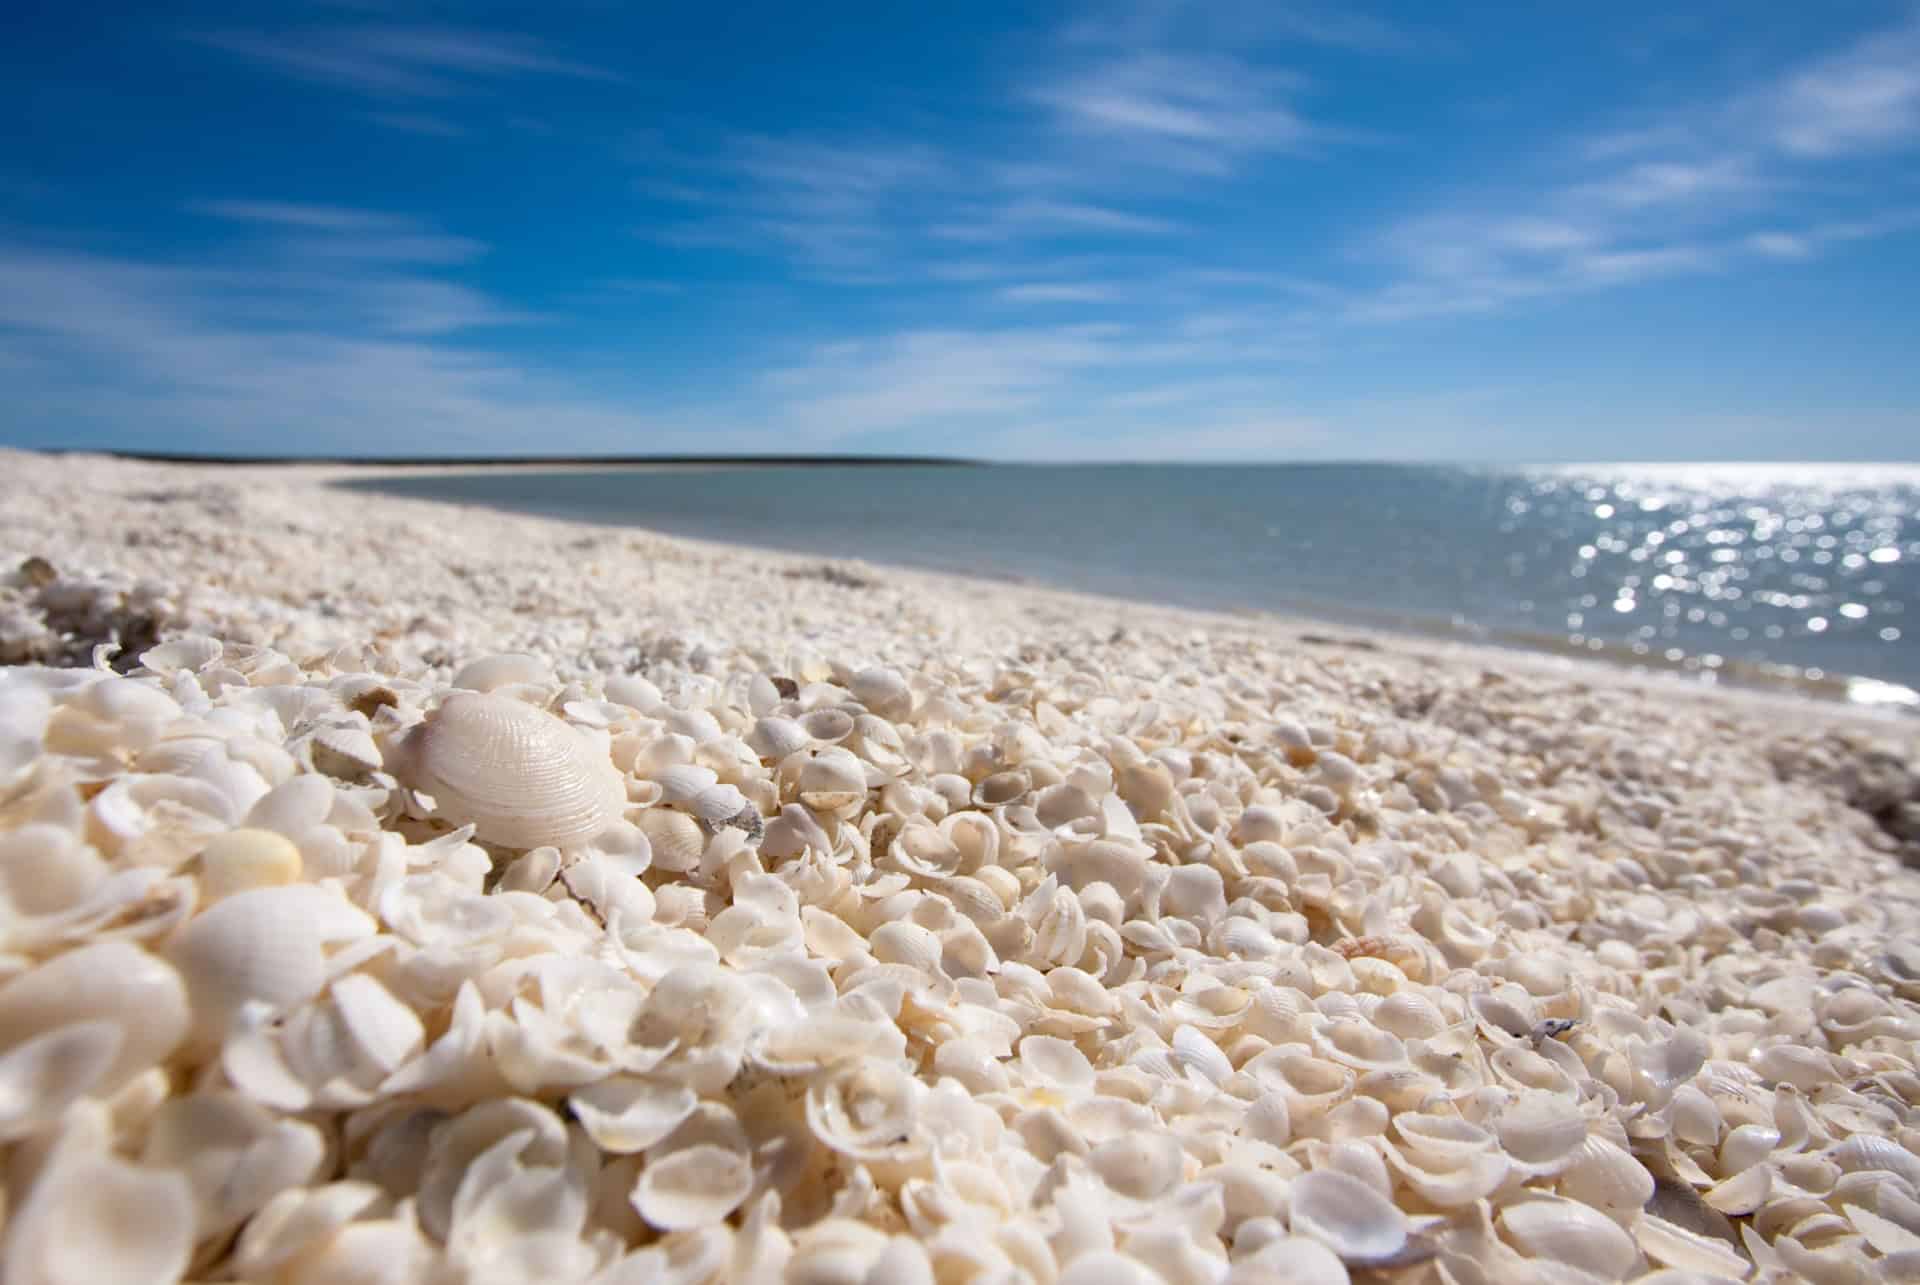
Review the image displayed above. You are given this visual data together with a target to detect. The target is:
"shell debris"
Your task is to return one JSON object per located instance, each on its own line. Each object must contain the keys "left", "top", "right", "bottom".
{"left": 0, "top": 449, "right": 1918, "bottom": 1284}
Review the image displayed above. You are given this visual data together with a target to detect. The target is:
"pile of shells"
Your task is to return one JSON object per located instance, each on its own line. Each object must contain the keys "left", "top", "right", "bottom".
{"left": 2, "top": 625, "right": 1917, "bottom": 1285}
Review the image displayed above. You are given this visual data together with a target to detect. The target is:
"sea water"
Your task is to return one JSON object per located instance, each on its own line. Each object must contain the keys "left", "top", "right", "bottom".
{"left": 339, "top": 462, "right": 1920, "bottom": 701}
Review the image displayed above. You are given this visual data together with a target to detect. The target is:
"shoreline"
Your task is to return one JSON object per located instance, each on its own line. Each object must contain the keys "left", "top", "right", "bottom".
{"left": 6, "top": 446, "right": 1920, "bottom": 1279}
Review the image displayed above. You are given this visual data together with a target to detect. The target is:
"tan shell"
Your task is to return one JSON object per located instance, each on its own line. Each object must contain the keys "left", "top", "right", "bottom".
{"left": 393, "top": 692, "right": 626, "bottom": 849}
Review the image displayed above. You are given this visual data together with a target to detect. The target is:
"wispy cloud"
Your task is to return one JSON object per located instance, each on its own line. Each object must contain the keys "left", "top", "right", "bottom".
{"left": 1763, "top": 18, "right": 1920, "bottom": 157}
{"left": 190, "top": 201, "right": 486, "bottom": 264}
{"left": 0, "top": 244, "right": 684, "bottom": 454}
{"left": 195, "top": 25, "right": 616, "bottom": 99}
{"left": 1346, "top": 15, "right": 1920, "bottom": 325}
{"left": 1035, "top": 52, "right": 1320, "bottom": 173}
{"left": 995, "top": 283, "right": 1118, "bottom": 304}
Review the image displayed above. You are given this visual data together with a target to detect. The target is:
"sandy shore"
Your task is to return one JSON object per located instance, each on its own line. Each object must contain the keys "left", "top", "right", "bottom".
{"left": 4, "top": 447, "right": 1920, "bottom": 1282}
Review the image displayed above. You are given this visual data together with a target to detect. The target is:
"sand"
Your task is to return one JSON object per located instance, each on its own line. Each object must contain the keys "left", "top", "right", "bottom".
{"left": 4, "top": 447, "right": 1920, "bottom": 1282}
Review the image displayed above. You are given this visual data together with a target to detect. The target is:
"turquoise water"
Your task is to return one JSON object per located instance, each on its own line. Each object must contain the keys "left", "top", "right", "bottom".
{"left": 339, "top": 462, "right": 1920, "bottom": 698}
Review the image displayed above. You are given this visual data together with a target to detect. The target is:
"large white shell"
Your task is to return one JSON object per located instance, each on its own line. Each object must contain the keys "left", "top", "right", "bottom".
{"left": 393, "top": 692, "right": 626, "bottom": 848}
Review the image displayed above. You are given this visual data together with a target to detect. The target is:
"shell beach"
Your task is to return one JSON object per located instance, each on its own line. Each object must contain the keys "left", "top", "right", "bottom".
{"left": 3, "top": 450, "right": 1919, "bottom": 1285}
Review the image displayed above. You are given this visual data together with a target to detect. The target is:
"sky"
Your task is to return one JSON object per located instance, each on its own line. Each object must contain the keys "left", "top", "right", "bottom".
{"left": 2, "top": 1, "right": 1919, "bottom": 462}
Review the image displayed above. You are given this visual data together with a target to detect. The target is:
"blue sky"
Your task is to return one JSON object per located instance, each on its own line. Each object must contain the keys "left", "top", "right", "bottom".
{"left": 2, "top": 2, "right": 1918, "bottom": 461}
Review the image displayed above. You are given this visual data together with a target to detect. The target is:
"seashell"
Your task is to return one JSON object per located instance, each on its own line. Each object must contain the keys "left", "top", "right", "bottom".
{"left": 1392, "top": 1111, "right": 1499, "bottom": 1161}
{"left": 140, "top": 1090, "right": 326, "bottom": 1241}
{"left": 138, "top": 634, "right": 223, "bottom": 675}
{"left": 0, "top": 942, "right": 189, "bottom": 1092}
{"left": 1287, "top": 1167, "right": 1410, "bottom": 1263}
{"left": 1846, "top": 1202, "right": 1920, "bottom": 1255}
{"left": 1088, "top": 1131, "right": 1186, "bottom": 1201}
{"left": 1720, "top": 1124, "right": 1781, "bottom": 1175}
{"left": 799, "top": 708, "right": 855, "bottom": 744}
{"left": 389, "top": 692, "right": 626, "bottom": 849}
{"left": 0, "top": 1021, "right": 123, "bottom": 1141}
{"left": 231, "top": 1181, "right": 390, "bottom": 1278}
{"left": 871, "top": 920, "right": 944, "bottom": 974}
{"left": 1373, "top": 991, "right": 1446, "bottom": 1040}
{"left": 807, "top": 1060, "right": 923, "bottom": 1163}
{"left": 636, "top": 808, "right": 706, "bottom": 873}
{"left": 850, "top": 667, "right": 912, "bottom": 720}
{"left": 5, "top": 1141, "right": 195, "bottom": 1285}
{"left": 1497, "top": 1196, "right": 1640, "bottom": 1278}
{"left": 1311, "top": 1017, "right": 1407, "bottom": 1074}
{"left": 973, "top": 769, "right": 1031, "bottom": 808}
{"left": 169, "top": 884, "right": 375, "bottom": 1046}
{"left": 200, "top": 826, "right": 303, "bottom": 899}
{"left": 246, "top": 774, "right": 336, "bottom": 838}
{"left": 1384, "top": 1141, "right": 1509, "bottom": 1207}
{"left": 1496, "top": 1091, "right": 1590, "bottom": 1176}
{"left": 631, "top": 1143, "right": 754, "bottom": 1231}
{"left": 1557, "top": 1135, "right": 1655, "bottom": 1219}
{"left": 450, "top": 653, "right": 555, "bottom": 693}
{"left": 747, "top": 716, "right": 811, "bottom": 762}
{"left": 1634, "top": 1213, "right": 1751, "bottom": 1276}
{"left": 1832, "top": 1135, "right": 1920, "bottom": 1187}
{"left": 572, "top": 1077, "right": 701, "bottom": 1153}
{"left": 799, "top": 749, "right": 869, "bottom": 816}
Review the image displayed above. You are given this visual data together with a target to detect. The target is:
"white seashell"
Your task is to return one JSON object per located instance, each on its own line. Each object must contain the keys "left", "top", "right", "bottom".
{"left": 1557, "top": 1134, "right": 1656, "bottom": 1219}
{"left": 1497, "top": 1197, "right": 1640, "bottom": 1278}
{"left": 1635, "top": 1211, "right": 1754, "bottom": 1277}
{"left": 169, "top": 884, "right": 375, "bottom": 1046}
{"left": 631, "top": 1143, "right": 754, "bottom": 1231}
{"left": 231, "top": 1181, "right": 390, "bottom": 1278}
{"left": 200, "top": 826, "right": 303, "bottom": 899}
{"left": 1496, "top": 1091, "right": 1590, "bottom": 1176}
{"left": 0, "top": 942, "right": 189, "bottom": 1092}
{"left": 1703, "top": 1163, "right": 1773, "bottom": 1215}
{"left": 245, "top": 774, "right": 336, "bottom": 838}
{"left": 451, "top": 653, "right": 555, "bottom": 693}
{"left": 799, "top": 750, "right": 869, "bottom": 816}
{"left": 807, "top": 1060, "right": 923, "bottom": 1162}
{"left": 5, "top": 1143, "right": 195, "bottom": 1285}
{"left": 973, "top": 769, "right": 1030, "bottom": 808}
{"left": 1832, "top": 1135, "right": 1920, "bottom": 1187}
{"left": 800, "top": 708, "right": 855, "bottom": 743}
{"left": 1384, "top": 1141, "right": 1509, "bottom": 1207}
{"left": 310, "top": 722, "right": 382, "bottom": 779}
{"left": 140, "top": 1091, "right": 326, "bottom": 1241}
{"left": 1720, "top": 1123, "right": 1781, "bottom": 1174}
{"left": 1237, "top": 1236, "right": 1353, "bottom": 1285}
{"left": 1088, "top": 1131, "right": 1186, "bottom": 1201}
{"left": 636, "top": 808, "right": 706, "bottom": 873}
{"left": 1372, "top": 991, "right": 1446, "bottom": 1040}
{"left": 571, "top": 1077, "right": 699, "bottom": 1153}
{"left": 748, "top": 716, "right": 811, "bottom": 762}
{"left": 0, "top": 1020, "right": 123, "bottom": 1141}
{"left": 850, "top": 667, "right": 912, "bottom": 720}
{"left": 1287, "top": 1167, "right": 1410, "bottom": 1263}
{"left": 138, "top": 634, "right": 224, "bottom": 675}
{"left": 330, "top": 973, "right": 425, "bottom": 1074}
{"left": 391, "top": 692, "right": 626, "bottom": 849}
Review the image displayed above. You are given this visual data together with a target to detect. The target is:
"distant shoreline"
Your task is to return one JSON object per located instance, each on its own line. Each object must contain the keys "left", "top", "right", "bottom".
{"left": 77, "top": 450, "right": 984, "bottom": 469}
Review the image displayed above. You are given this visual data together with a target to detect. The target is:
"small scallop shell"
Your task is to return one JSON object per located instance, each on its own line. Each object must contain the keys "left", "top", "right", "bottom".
{"left": 1635, "top": 1211, "right": 1754, "bottom": 1277}
{"left": 636, "top": 809, "right": 706, "bottom": 873}
{"left": 392, "top": 692, "right": 626, "bottom": 849}
{"left": 806, "top": 1060, "right": 922, "bottom": 1162}
{"left": 1287, "top": 1167, "right": 1410, "bottom": 1263}
{"left": 747, "top": 716, "right": 810, "bottom": 762}
{"left": 0, "top": 1021, "right": 123, "bottom": 1141}
{"left": 138, "top": 635, "right": 223, "bottom": 675}
{"left": 1089, "top": 1132, "right": 1186, "bottom": 1201}
{"left": 1557, "top": 1135, "right": 1656, "bottom": 1218}
{"left": 1373, "top": 991, "right": 1446, "bottom": 1040}
{"left": 973, "top": 769, "right": 1031, "bottom": 808}
{"left": 631, "top": 1143, "right": 754, "bottom": 1232}
{"left": 1497, "top": 1197, "right": 1640, "bottom": 1278}
{"left": 200, "top": 827, "right": 303, "bottom": 900}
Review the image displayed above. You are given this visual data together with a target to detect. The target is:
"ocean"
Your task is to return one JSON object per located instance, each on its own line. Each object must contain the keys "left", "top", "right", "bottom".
{"left": 337, "top": 462, "right": 1920, "bottom": 705}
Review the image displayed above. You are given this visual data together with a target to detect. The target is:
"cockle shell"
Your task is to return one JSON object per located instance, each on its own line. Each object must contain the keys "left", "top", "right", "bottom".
{"left": 1497, "top": 1197, "right": 1641, "bottom": 1278}
{"left": 169, "top": 884, "right": 376, "bottom": 1046}
{"left": 199, "top": 827, "right": 303, "bottom": 899}
{"left": 632, "top": 1143, "right": 754, "bottom": 1231}
{"left": 5, "top": 1141, "right": 195, "bottom": 1285}
{"left": 391, "top": 692, "right": 626, "bottom": 849}
{"left": 637, "top": 808, "right": 707, "bottom": 873}
{"left": 1287, "top": 1167, "right": 1410, "bottom": 1263}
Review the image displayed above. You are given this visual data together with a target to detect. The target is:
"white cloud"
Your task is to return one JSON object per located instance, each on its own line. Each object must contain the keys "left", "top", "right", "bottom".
{"left": 1035, "top": 52, "right": 1317, "bottom": 173}
{"left": 1767, "top": 19, "right": 1920, "bottom": 157}
{"left": 995, "top": 283, "right": 1118, "bottom": 303}
{"left": 0, "top": 245, "right": 694, "bottom": 454}
{"left": 190, "top": 201, "right": 487, "bottom": 264}
{"left": 194, "top": 25, "right": 616, "bottom": 100}
{"left": 1745, "top": 231, "right": 1812, "bottom": 260}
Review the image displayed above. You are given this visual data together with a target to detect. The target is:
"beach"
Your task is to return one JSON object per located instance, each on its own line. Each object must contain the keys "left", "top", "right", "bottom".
{"left": 4, "top": 448, "right": 1920, "bottom": 1282}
